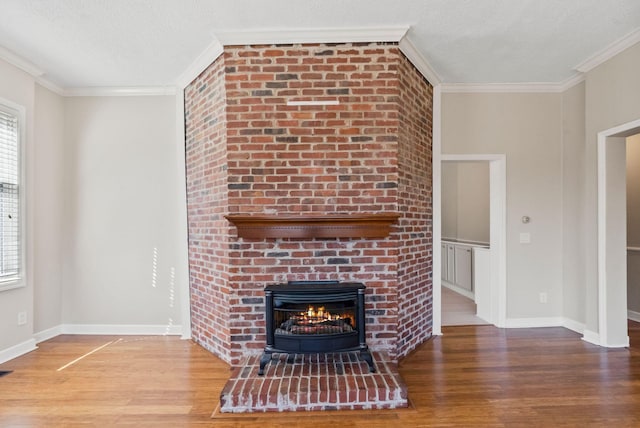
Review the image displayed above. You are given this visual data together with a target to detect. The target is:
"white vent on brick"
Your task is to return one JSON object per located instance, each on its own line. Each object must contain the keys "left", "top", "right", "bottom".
{"left": 286, "top": 100, "right": 340, "bottom": 106}
{"left": 0, "top": 107, "right": 20, "bottom": 283}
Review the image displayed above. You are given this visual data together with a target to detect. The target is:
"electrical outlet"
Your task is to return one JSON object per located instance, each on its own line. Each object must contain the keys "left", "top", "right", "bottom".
{"left": 17, "top": 311, "right": 27, "bottom": 326}
{"left": 539, "top": 292, "right": 548, "bottom": 304}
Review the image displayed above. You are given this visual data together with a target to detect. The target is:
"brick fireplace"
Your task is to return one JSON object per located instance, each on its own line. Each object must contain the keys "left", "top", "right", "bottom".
{"left": 185, "top": 42, "right": 433, "bottom": 367}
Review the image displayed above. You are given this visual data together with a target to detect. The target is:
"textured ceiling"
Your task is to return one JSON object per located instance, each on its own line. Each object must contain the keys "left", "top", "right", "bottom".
{"left": 1, "top": 0, "right": 639, "bottom": 88}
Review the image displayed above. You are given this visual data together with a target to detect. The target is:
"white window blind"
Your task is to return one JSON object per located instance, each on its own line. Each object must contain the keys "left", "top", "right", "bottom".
{"left": 0, "top": 107, "right": 20, "bottom": 283}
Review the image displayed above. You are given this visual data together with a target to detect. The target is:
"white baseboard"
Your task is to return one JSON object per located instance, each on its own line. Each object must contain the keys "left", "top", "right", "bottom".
{"left": 561, "top": 318, "right": 585, "bottom": 335}
{"left": 504, "top": 317, "right": 564, "bottom": 328}
{"left": 33, "top": 325, "right": 64, "bottom": 344}
{"left": 582, "top": 329, "right": 601, "bottom": 346}
{"left": 596, "top": 336, "right": 630, "bottom": 348}
{"left": 504, "top": 317, "right": 588, "bottom": 334}
{"left": 59, "top": 323, "right": 183, "bottom": 336}
{"left": 628, "top": 310, "right": 640, "bottom": 323}
{"left": 580, "top": 328, "right": 629, "bottom": 348}
{"left": 37, "top": 323, "right": 183, "bottom": 337}
{"left": 0, "top": 338, "right": 37, "bottom": 364}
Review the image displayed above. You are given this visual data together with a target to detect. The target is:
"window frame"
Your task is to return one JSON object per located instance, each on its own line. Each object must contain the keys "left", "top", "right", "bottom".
{"left": 0, "top": 98, "right": 26, "bottom": 292}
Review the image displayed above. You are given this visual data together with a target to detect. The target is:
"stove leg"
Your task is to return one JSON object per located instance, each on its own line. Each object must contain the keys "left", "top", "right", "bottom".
{"left": 258, "top": 351, "right": 272, "bottom": 376}
{"left": 360, "top": 350, "right": 376, "bottom": 373}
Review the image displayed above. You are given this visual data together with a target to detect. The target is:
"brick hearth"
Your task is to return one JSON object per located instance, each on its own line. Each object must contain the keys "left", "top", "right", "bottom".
{"left": 219, "top": 351, "right": 407, "bottom": 413}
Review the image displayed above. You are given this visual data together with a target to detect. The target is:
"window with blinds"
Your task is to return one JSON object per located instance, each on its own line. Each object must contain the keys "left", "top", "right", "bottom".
{"left": 0, "top": 106, "right": 21, "bottom": 285}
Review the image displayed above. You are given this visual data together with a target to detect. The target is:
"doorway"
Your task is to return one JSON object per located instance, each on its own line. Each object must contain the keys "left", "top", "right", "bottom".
{"left": 438, "top": 154, "right": 507, "bottom": 329}
{"left": 441, "top": 161, "right": 490, "bottom": 326}
{"left": 597, "top": 118, "right": 640, "bottom": 347}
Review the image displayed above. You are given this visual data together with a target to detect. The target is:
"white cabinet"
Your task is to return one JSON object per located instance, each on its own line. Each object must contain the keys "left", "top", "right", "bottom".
{"left": 442, "top": 241, "right": 486, "bottom": 297}
{"left": 453, "top": 245, "right": 472, "bottom": 291}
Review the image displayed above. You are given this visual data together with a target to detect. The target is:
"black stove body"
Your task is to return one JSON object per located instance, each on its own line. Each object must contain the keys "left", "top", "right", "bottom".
{"left": 258, "top": 280, "right": 375, "bottom": 375}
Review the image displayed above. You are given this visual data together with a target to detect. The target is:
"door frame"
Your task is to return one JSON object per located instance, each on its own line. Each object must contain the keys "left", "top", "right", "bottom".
{"left": 596, "top": 118, "right": 640, "bottom": 347}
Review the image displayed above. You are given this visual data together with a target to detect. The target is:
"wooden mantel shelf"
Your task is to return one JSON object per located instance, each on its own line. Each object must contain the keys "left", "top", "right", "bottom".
{"left": 224, "top": 213, "right": 400, "bottom": 239}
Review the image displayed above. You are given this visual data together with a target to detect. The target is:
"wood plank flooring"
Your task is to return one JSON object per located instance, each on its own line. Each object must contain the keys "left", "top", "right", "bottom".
{"left": 1, "top": 322, "right": 639, "bottom": 427}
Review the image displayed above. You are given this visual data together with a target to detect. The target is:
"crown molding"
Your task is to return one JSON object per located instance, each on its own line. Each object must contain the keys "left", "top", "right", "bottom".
{"left": 176, "top": 38, "right": 224, "bottom": 89}
{"left": 0, "top": 45, "right": 175, "bottom": 97}
{"left": 34, "top": 76, "right": 65, "bottom": 95}
{"left": 0, "top": 45, "right": 44, "bottom": 77}
{"left": 398, "top": 33, "right": 441, "bottom": 86}
{"left": 440, "top": 78, "right": 585, "bottom": 94}
{"left": 214, "top": 26, "right": 409, "bottom": 46}
{"left": 558, "top": 72, "right": 585, "bottom": 92}
{"left": 575, "top": 28, "right": 640, "bottom": 74}
{"left": 440, "top": 82, "right": 559, "bottom": 93}
{"left": 440, "top": 71, "right": 585, "bottom": 94}
{"left": 62, "top": 86, "right": 177, "bottom": 97}
{"left": 208, "top": 27, "right": 443, "bottom": 88}
{"left": 0, "top": 45, "right": 66, "bottom": 96}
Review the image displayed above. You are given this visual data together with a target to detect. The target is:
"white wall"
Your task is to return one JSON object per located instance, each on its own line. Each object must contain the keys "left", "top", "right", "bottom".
{"left": 2, "top": 86, "right": 187, "bottom": 360}
{"left": 441, "top": 162, "right": 458, "bottom": 239}
{"left": 33, "top": 84, "right": 66, "bottom": 334}
{"left": 441, "top": 42, "right": 640, "bottom": 334}
{"left": 456, "top": 162, "right": 489, "bottom": 243}
{"left": 561, "top": 81, "right": 586, "bottom": 326}
{"left": 0, "top": 59, "right": 36, "bottom": 355}
{"left": 583, "top": 42, "right": 640, "bottom": 334}
{"left": 0, "top": 52, "right": 190, "bottom": 361}
{"left": 442, "top": 92, "right": 563, "bottom": 319}
{"left": 62, "top": 96, "right": 182, "bottom": 329}
{"left": 441, "top": 162, "right": 490, "bottom": 244}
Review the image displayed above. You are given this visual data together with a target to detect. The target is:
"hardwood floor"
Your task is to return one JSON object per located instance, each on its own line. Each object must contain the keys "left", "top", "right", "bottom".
{"left": 1, "top": 323, "right": 639, "bottom": 427}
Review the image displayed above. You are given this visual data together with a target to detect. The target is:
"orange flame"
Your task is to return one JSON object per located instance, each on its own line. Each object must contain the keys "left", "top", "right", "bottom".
{"left": 302, "top": 306, "right": 340, "bottom": 323}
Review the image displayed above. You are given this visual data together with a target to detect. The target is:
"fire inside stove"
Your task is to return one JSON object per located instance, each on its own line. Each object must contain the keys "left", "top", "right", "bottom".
{"left": 276, "top": 305, "right": 355, "bottom": 335}
{"left": 259, "top": 281, "right": 374, "bottom": 375}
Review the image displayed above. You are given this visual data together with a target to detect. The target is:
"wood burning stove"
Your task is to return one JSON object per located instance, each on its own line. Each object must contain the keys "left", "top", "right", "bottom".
{"left": 258, "top": 280, "right": 375, "bottom": 375}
